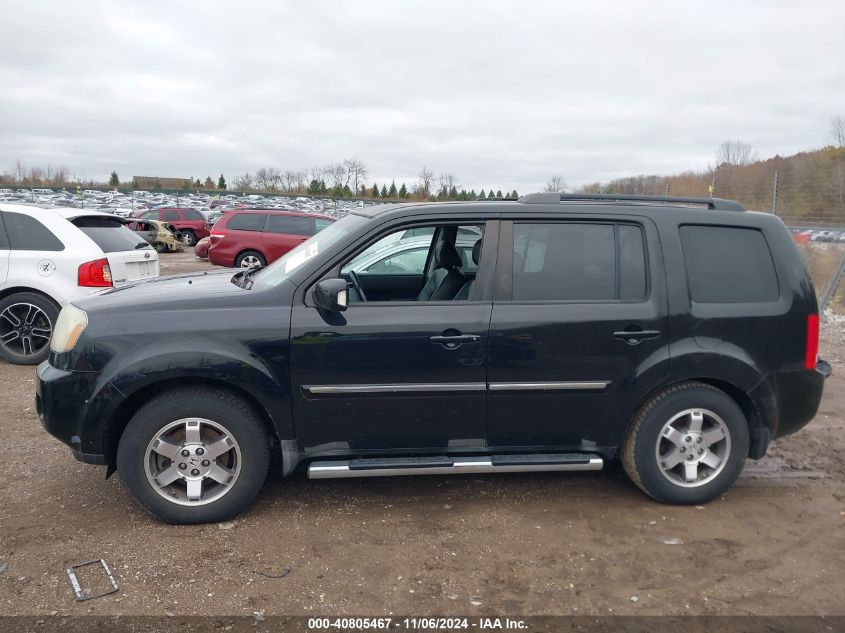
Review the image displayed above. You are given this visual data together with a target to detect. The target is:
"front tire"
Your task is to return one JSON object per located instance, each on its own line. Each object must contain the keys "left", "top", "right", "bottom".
{"left": 0, "top": 292, "right": 59, "bottom": 365}
{"left": 117, "top": 387, "right": 271, "bottom": 524}
{"left": 181, "top": 230, "right": 197, "bottom": 247}
{"left": 621, "top": 382, "right": 749, "bottom": 505}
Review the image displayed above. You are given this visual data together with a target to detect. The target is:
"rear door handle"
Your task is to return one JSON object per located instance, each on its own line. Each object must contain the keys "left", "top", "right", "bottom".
{"left": 613, "top": 329, "right": 661, "bottom": 345}
{"left": 430, "top": 334, "right": 481, "bottom": 349}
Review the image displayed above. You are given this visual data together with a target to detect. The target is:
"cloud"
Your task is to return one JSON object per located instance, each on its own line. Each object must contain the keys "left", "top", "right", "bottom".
{"left": 0, "top": 0, "right": 843, "bottom": 192}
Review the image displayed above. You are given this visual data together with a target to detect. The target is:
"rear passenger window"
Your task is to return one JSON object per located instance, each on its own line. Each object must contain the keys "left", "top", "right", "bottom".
{"left": 2, "top": 212, "right": 64, "bottom": 251}
{"left": 161, "top": 210, "right": 180, "bottom": 221}
{"left": 680, "top": 225, "right": 778, "bottom": 303}
{"left": 182, "top": 209, "right": 203, "bottom": 220}
{"left": 227, "top": 213, "right": 267, "bottom": 231}
{"left": 265, "top": 215, "right": 314, "bottom": 236}
{"left": 512, "top": 223, "right": 646, "bottom": 301}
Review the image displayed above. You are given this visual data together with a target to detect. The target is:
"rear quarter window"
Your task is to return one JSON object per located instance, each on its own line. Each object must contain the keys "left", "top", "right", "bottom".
{"left": 226, "top": 213, "right": 267, "bottom": 231}
{"left": 72, "top": 217, "right": 152, "bottom": 253}
{"left": 265, "top": 214, "right": 315, "bottom": 236}
{"left": 2, "top": 211, "right": 64, "bottom": 251}
{"left": 679, "top": 225, "right": 779, "bottom": 303}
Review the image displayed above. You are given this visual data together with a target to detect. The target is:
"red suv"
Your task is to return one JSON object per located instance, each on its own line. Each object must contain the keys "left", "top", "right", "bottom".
{"left": 208, "top": 209, "right": 335, "bottom": 268}
{"left": 134, "top": 207, "right": 210, "bottom": 246}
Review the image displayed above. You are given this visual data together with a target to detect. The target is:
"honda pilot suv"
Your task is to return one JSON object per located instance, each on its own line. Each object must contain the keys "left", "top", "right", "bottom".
{"left": 36, "top": 194, "right": 829, "bottom": 524}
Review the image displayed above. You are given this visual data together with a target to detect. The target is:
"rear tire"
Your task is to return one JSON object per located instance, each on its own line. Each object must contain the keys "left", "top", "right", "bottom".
{"left": 0, "top": 292, "right": 59, "bottom": 365}
{"left": 117, "top": 387, "right": 271, "bottom": 524}
{"left": 181, "top": 230, "right": 197, "bottom": 247}
{"left": 235, "top": 250, "right": 266, "bottom": 268}
{"left": 621, "top": 382, "right": 749, "bottom": 505}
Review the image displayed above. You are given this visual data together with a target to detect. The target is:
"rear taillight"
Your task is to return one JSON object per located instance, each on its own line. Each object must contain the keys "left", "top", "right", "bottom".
{"left": 805, "top": 313, "right": 819, "bottom": 370}
{"left": 78, "top": 258, "right": 113, "bottom": 287}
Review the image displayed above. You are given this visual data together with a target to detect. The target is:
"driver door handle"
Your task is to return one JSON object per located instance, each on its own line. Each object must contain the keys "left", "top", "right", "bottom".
{"left": 430, "top": 333, "right": 481, "bottom": 349}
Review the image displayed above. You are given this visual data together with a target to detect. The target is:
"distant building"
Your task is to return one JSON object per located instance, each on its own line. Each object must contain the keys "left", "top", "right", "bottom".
{"left": 132, "top": 176, "right": 193, "bottom": 190}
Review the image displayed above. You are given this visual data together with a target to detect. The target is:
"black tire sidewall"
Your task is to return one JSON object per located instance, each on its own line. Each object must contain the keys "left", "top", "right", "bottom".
{"left": 236, "top": 251, "right": 266, "bottom": 268}
{"left": 0, "top": 292, "right": 59, "bottom": 365}
{"left": 182, "top": 231, "right": 196, "bottom": 246}
{"left": 632, "top": 387, "right": 750, "bottom": 504}
{"left": 117, "top": 389, "right": 271, "bottom": 524}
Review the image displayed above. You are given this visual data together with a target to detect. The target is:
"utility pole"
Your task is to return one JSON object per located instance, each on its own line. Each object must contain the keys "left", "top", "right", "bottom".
{"left": 771, "top": 170, "right": 779, "bottom": 216}
{"left": 665, "top": 182, "right": 670, "bottom": 197}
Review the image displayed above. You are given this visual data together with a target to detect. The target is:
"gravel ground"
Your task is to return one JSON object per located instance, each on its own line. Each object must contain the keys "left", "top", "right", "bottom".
{"left": 0, "top": 250, "right": 843, "bottom": 617}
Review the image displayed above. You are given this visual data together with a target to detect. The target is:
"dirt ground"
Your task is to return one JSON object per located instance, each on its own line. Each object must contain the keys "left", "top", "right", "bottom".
{"left": 0, "top": 250, "right": 843, "bottom": 617}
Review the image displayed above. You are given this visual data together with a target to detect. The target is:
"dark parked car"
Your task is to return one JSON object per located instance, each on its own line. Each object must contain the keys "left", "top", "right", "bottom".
{"left": 37, "top": 194, "right": 829, "bottom": 524}
{"left": 207, "top": 209, "right": 335, "bottom": 268}
{"left": 133, "top": 207, "right": 210, "bottom": 246}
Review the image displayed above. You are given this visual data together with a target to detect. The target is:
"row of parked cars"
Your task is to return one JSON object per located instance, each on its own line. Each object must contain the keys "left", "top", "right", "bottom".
{"left": 789, "top": 227, "right": 845, "bottom": 243}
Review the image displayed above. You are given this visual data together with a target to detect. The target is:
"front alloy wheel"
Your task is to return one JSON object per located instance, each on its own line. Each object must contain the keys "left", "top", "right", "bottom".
{"left": 0, "top": 292, "right": 60, "bottom": 365}
{"left": 145, "top": 418, "right": 242, "bottom": 505}
{"left": 117, "top": 387, "right": 271, "bottom": 524}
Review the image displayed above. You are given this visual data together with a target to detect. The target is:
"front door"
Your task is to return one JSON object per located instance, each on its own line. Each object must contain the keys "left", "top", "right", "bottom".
{"left": 486, "top": 218, "right": 670, "bottom": 453}
{"left": 289, "top": 220, "right": 494, "bottom": 456}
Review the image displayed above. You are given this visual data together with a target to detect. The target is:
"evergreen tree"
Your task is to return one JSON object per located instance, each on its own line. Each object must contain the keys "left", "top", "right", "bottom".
{"left": 469, "top": 189, "right": 476, "bottom": 200}
{"left": 388, "top": 180, "right": 398, "bottom": 198}
{"left": 488, "top": 190, "right": 497, "bottom": 199}
{"left": 342, "top": 184, "right": 352, "bottom": 197}
{"left": 381, "top": 184, "right": 388, "bottom": 198}
{"left": 308, "top": 179, "right": 322, "bottom": 195}
{"left": 204, "top": 176, "right": 214, "bottom": 188}
{"left": 398, "top": 183, "right": 408, "bottom": 198}
{"left": 217, "top": 174, "right": 227, "bottom": 190}
{"left": 478, "top": 189, "right": 485, "bottom": 199}
{"left": 371, "top": 183, "right": 379, "bottom": 198}
{"left": 108, "top": 171, "right": 119, "bottom": 187}
{"left": 449, "top": 185, "right": 458, "bottom": 199}
{"left": 360, "top": 184, "right": 368, "bottom": 197}
{"left": 511, "top": 189, "right": 519, "bottom": 199}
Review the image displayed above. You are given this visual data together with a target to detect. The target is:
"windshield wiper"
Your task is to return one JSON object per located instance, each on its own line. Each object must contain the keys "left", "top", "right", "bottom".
{"left": 135, "top": 242, "right": 150, "bottom": 249}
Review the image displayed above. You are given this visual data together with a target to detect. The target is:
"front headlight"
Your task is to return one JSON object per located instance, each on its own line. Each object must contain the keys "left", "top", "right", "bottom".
{"left": 50, "top": 305, "right": 89, "bottom": 354}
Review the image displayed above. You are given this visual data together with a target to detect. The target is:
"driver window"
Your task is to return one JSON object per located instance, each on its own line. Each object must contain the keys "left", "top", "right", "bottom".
{"left": 340, "top": 223, "right": 484, "bottom": 303}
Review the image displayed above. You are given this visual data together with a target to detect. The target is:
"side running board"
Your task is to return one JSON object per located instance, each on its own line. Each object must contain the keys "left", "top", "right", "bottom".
{"left": 307, "top": 453, "right": 603, "bottom": 479}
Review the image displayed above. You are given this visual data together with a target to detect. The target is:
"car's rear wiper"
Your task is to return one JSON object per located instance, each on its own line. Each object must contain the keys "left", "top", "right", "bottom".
{"left": 134, "top": 242, "right": 150, "bottom": 249}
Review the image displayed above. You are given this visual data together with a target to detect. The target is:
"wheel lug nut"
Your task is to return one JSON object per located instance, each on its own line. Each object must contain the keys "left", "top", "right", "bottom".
{"left": 196, "top": 447, "right": 204, "bottom": 455}
{"left": 179, "top": 463, "right": 187, "bottom": 470}
{"left": 687, "top": 455, "right": 693, "bottom": 460}
{"left": 181, "top": 449, "right": 190, "bottom": 457}
{"left": 201, "top": 459, "right": 210, "bottom": 467}
{"left": 680, "top": 447, "right": 686, "bottom": 453}
{"left": 697, "top": 437, "right": 702, "bottom": 443}
{"left": 685, "top": 436, "right": 692, "bottom": 442}
{"left": 191, "top": 469, "right": 200, "bottom": 476}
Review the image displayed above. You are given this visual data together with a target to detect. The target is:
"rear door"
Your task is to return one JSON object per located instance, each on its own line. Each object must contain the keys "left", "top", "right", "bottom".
{"left": 261, "top": 215, "right": 314, "bottom": 262}
{"left": 486, "top": 216, "right": 670, "bottom": 454}
{"left": 72, "top": 216, "right": 159, "bottom": 283}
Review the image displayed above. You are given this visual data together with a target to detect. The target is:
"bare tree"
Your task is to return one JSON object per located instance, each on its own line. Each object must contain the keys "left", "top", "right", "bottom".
{"left": 310, "top": 165, "right": 325, "bottom": 183}
{"left": 715, "top": 140, "right": 756, "bottom": 166}
{"left": 233, "top": 173, "right": 254, "bottom": 191}
{"left": 438, "top": 173, "right": 460, "bottom": 194}
{"left": 831, "top": 115, "right": 845, "bottom": 148}
{"left": 343, "top": 158, "right": 368, "bottom": 195}
{"left": 543, "top": 174, "right": 567, "bottom": 193}
{"left": 325, "top": 163, "right": 346, "bottom": 190}
{"left": 416, "top": 166, "right": 435, "bottom": 197}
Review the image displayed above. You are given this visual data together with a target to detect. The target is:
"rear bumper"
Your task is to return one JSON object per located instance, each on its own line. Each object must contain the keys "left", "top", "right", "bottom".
{"left": 35, "top": 361, "right": 123, "bottom": 465}
{"left": 751, "top": 360, "right": 830, "bottom": 442}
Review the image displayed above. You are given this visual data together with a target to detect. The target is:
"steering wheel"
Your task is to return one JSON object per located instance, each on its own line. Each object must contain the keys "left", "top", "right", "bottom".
{"left": 348, "top": 269, "right": 367, "bottom": 302}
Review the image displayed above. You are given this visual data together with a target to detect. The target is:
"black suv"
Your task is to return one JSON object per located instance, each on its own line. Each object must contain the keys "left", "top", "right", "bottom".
{"left": 36, "top": 194, "right": 829, "bottom": 524}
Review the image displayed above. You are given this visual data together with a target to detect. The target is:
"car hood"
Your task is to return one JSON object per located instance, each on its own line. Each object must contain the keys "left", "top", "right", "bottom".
{"left": 74, "top": 268, "right": 261, "bottom": 313}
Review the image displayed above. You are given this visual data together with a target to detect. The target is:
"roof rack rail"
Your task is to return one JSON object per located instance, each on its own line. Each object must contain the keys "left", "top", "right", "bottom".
{"left": 518, "top": 192, "right": 745, "bottom": 211}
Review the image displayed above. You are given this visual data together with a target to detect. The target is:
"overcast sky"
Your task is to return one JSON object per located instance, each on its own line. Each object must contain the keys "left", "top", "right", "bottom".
{"left": 1, "top": 0, "right": 842, "bottom": 193}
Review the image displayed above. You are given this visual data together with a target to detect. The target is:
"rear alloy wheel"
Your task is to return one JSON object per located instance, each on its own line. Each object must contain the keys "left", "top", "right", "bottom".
{"left": 117, "top": 387, "right": 271, "bottom": 524}
{"left": 622, "top": 382, "right": 749, "bottom": 504}
{"left": 181, "top": 231, "right": 197, "bottom": 247}
{"left": 236, "top": 251, "right": 266, "bottom": 268}
{"left": 0, "top": 292, "right": 59, "bottom": 365}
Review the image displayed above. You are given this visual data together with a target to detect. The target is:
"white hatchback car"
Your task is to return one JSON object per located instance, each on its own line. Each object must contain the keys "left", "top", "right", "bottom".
{"left": 0, "top": 203, "right": 160, "bottom": 365}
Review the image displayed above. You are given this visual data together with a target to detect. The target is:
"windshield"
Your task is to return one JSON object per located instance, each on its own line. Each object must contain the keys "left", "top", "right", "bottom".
{"left": 250, "top": 213, "right": 368, "bottom": 290}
